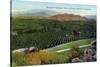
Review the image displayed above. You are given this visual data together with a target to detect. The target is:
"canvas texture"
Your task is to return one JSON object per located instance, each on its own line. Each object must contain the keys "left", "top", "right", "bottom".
{"left": 11, "top": 0, "right": 97, "bottom": 66}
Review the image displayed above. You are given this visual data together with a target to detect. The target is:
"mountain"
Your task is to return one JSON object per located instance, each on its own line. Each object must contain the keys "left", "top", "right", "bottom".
{"left": 85, "top": 15, "right": 96, "bottom": 20}
{"left": 12, "top": 9, "right": 93, "bottom": 22}
{"left": 12, "top": 9, "right": 61, "bottom": 16}
{"left": 49, "top": 13, "right": 87, "bottom": 21}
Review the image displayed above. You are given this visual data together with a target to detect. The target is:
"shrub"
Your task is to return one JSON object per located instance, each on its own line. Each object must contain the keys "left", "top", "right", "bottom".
{"left": 11, "top": 51, "right": 67, "bottom": 66}
{"left": 12, "top": 52, "right": 27, "bottom": 66}
{"left": 68, "top": 46, "right": 83, "bottom": 62}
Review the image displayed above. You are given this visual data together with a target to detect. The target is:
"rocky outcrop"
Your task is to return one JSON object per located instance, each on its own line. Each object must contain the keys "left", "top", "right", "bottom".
{"left": 13, "top": 48, "right": 29, "bottom": 53}
{"left": 71, "top": 41, "right": 96, "bottom": 63}
{"left": 28, "top": 47, "right": 39, "bottom": 53}
{"left": 72, "top": 58, "right": 83, "bottom": 63}
{"left": 13, "top": 46, "right": 39, "bottom": 53}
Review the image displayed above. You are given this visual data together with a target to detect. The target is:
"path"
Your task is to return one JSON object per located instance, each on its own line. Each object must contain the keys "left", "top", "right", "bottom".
{"left": 56, "top": 45, "right": 90, "bottom": 53}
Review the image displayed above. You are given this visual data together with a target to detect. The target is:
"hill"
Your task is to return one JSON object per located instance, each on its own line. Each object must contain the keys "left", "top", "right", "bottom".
{"left": 49, "top": 14, "right": 87, "bottom": 21}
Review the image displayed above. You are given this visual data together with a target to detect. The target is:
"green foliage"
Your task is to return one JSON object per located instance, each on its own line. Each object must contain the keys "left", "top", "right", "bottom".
{"left": 12, "top": 52, "right": 27, "bottom": 66}
{"left": 12, "top": 16, "right": 96, "bottom": 50}
{"left": 68, "top": 46, "right": 83, "bottom": 62}
{"left": 11, "top": 15, "right": 96, "bottom": 66}
{"left": 12, "top": 51, "right": 68, "bottom": 66}
{"left": 50, "top": 39, "right": 92, "bottom": 52}
{"left": 12, "top": 17, "right": 96, "bottom": 33}
{"left": 12, "top": 39, "right": 93, "bottom": 66}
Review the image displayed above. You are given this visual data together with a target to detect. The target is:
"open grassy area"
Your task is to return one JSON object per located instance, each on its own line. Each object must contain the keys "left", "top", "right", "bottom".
{"left": 46, "top": 39, "right": 92, "bottom": 60}
{"left": 47, "top": 39, "right": 92, "bottom": 52}
{"left": 12, "top": 39, "right": 93, "bottom": 66}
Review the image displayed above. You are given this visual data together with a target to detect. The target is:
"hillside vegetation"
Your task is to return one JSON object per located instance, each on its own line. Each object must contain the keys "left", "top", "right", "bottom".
{"left": 12, "top": 16, "right": 96, "bottom": 50}
{"left": 11, "top": 15, "right": 96, "bottom": 66}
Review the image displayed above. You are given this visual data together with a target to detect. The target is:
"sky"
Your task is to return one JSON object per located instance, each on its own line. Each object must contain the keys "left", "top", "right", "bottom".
{"left": 12, "top": 0, "right": 96, "bottom": 16}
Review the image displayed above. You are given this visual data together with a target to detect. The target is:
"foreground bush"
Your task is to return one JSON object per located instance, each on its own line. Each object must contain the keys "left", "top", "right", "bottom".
{"left": 12, "top": 52, "right": 27, "bottom": 66}
{"left": 25, "top": 51, "right": 67, "bottom": 65}
{"left": 12, "top": 51, "right": 68, "bottom": 66}
{"left": 68, "top": 46, "right": 83, "bottom": 62}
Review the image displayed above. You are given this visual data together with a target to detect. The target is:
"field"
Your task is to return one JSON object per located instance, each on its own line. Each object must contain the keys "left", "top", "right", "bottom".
{"left": 12, "top": 16, "right": 96, "bottom": 50}
{"left": 11, "top": 16, "right": 96, "bottom": 66}
{"left": 46, "top": 39, "right": 92, "bottom": 52}
{"left": 12, "top": 39, "right": 93, "bottom": 66}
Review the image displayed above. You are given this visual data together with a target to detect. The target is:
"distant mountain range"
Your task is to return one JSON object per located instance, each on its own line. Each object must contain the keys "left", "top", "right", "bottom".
{"left": 12, "top": 9, "right": 96, "bottom": 21}
{"left": 12, "top": 9, "right": 61, "bottom": 16}
{"left": 85, "top": 15, "right": 96, "bottom": 20}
